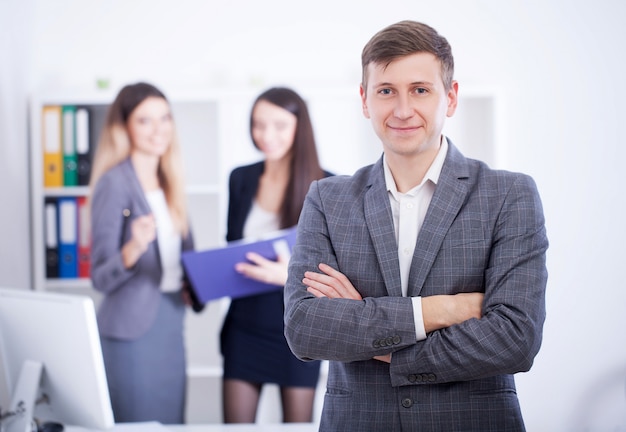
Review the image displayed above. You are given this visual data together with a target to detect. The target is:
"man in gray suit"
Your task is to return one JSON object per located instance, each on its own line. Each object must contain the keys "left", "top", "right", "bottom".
{"left": 284, "top": 20, "right": 548, "bottom": 431}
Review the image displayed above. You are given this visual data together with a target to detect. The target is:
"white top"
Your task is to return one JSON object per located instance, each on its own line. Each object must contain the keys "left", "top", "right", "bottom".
{"left": 243, "top": 201, "right": 280, "bottom": 239}
{"left": 146, "top": 189, "right": 182, "bottom": 293}
{"left": 383, "top": 136, "right": 448, "bottom": 341}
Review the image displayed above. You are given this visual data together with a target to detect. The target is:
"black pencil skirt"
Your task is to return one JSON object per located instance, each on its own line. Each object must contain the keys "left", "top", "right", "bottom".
{"left": 220, "top": 289, "right": 321, "bottom": 388}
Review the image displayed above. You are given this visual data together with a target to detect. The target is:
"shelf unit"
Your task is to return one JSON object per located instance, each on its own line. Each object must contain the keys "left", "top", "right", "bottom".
{"left": 29, "top": 88, "right": 265, "bottom": 288}
{"left": 28, "top": 88, "right": 255, "bottom": 390}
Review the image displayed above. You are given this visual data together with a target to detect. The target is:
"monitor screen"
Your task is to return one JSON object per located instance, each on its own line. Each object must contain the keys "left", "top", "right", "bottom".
{"left": 0, "top": 288, "right": 114, "bottom": 430}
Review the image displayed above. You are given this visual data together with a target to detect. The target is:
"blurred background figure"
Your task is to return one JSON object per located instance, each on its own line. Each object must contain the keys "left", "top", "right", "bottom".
{"left": 89, "top": 82, "right": 196, "bottom": 424}
{"left": 220, "top": 87, "right": 332, "bottom": 423}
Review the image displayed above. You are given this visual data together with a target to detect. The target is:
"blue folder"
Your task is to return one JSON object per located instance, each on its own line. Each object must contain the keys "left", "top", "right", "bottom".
{"left": 181, "top": 228, "right": 297, "bottom": 304}
{"left": 57, "top": 197, "right": 78, "bottom": 278}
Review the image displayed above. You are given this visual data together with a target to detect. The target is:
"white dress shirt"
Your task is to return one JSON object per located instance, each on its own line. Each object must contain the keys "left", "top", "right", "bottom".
{"left": 383, "top": 136, "right": 448, "bottom": 341}
{"left": 243, "top": 201, "right": 280, "bottom": 239}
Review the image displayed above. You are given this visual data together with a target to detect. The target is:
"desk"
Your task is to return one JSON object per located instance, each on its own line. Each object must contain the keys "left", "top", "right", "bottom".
{"left": 66, "top": 423, "right": 318, "bottom": 432}
{"left": 169, "top": 424, "right": 317, "bottom": 431}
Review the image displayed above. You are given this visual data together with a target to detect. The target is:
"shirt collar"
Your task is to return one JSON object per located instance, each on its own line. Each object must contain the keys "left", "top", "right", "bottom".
{"left": 383, "top": 135, "right": 449, "bottom": 197}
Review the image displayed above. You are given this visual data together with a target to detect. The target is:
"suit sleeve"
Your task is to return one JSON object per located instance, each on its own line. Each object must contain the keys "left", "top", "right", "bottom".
{"left": 90, "top": 174, "right": 138, "bottom": 294}
{"left": 284, "top": 180, "right": 418, "bottom": 363}
{"left": 389, "top": 173, "right": 548, "bottom": 386}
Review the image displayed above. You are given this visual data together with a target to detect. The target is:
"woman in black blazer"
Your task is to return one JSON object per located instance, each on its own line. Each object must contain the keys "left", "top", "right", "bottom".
{"left": 220, "top": 87, "right": 332, "bottom": 423}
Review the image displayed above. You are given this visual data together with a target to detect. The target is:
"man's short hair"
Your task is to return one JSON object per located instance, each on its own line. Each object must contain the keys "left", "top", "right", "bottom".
{"left": 361, "top": 20, "right": 455, "bottom": 92}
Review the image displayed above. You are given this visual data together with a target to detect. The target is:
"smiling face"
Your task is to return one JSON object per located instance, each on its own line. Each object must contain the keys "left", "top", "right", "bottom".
{"left": 251, "top": 99, "right": 298, "bottom": 162}
{"left": 127, "top": 96, "right": 173, "bottom": 158}
{"left": 360, "top": 52, "right": 458, "bottom": 162}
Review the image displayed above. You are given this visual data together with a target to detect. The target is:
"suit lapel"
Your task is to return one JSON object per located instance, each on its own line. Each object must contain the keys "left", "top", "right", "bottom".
{"left": 121, "top": 158, "right": 161, "bottom": 263}
{"left": 121, "top": 158, "right": 152, "bottom": 215}
{"left": 364, "top": 159, "right": 403, "bottom": 297}
{"left": 408, "top": 142, "right": 470, "bottom": 296}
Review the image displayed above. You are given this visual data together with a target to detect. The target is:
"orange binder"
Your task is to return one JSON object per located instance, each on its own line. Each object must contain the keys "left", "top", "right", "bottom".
{"left": 42, "top": 105, "right": 63, "bottom": 187}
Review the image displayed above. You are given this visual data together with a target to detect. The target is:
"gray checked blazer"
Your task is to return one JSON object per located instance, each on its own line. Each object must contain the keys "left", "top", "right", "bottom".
{"left": 90, "top": 158, "right": 194, "bottom": 340}
{"left": 284, "top": 139, "right": 548, "bottom": 431}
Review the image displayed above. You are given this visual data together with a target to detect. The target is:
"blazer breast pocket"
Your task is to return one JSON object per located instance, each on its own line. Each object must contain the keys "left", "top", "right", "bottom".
{"left": 436, "top": 221, "right": 490, "bottom": 287}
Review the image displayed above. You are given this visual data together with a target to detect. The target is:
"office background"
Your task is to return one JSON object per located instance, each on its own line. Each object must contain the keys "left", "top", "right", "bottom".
{"left": 1, "top": 0, "right": 625, "bottom": 430}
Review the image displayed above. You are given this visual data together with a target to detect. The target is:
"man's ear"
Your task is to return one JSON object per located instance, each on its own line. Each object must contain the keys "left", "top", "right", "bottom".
{"left": 446, "top": 80, "right": 459, "bottom": 118}
{"left": 360, "top": 84, "right": 370, "bottom": 119}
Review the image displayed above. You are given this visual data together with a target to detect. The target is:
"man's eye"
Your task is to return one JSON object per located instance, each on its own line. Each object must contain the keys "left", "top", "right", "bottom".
{"left": 379, "top": 88, "right": 392, "bottom": 95}
{"left": 415, "top": 88, "right": 428, "bottom": 94}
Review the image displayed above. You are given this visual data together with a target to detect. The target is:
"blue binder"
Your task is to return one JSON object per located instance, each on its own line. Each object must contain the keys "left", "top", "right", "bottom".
{"left": 58, "top": 197, "right": 78, "bottom": 278}
{"left": 182, "top": 227, "right": 297, "bottom": 304}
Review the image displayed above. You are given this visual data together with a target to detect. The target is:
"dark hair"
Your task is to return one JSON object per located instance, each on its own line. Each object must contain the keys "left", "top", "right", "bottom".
{"left": 250, "top": 87, "right": 325, "bottom": 228}
{"left": 361, "top": 20, "right": 455, "bottom": 92}
{"left": 108, "top": 82, "right": 168, "bottom": 124}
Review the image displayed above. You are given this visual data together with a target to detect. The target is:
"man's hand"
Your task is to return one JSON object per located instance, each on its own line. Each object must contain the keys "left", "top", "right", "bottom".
{"left": 373, "top": 354, "right": 391, "bottom": 363}
{"left": 422, "top": 292, "right": 484, "bottom": 333}
{"left": 304, "top": 264, "right": 394, "bottom": 363}
{"left": 303, "top": 263, "right": 363, "bottom": 300}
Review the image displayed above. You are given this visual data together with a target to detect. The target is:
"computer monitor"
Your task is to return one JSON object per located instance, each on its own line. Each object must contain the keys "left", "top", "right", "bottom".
{"left": 0, "top": 288, "right": 115, "bottom": 431}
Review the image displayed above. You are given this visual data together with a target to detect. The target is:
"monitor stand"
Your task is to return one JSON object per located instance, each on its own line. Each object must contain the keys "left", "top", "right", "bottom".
{"left": 4, "top": 360, "right": 42, "bottom": 432}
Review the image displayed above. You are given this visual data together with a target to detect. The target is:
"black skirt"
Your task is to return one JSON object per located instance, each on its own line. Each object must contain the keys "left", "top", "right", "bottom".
{"left": 220, "top": 290, "right": 321, "bottom": 388}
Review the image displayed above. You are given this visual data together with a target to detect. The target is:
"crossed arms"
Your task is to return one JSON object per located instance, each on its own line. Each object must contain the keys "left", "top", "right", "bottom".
{"left": 284, "top": 172, "right": 548, "bottom": 385}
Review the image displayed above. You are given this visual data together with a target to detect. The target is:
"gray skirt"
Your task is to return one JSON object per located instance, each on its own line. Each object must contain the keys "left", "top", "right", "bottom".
{"left": 100, "top": 292, "right": 186, "bottom": 424}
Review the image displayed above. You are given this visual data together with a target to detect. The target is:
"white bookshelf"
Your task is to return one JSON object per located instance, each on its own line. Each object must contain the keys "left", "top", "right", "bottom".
{"left": 28, "top": 88, "right": 241, "bottom": 418}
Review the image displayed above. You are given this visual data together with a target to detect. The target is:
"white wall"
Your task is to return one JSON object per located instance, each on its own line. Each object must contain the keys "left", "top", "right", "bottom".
{"left": 1, "top": 0, "right": 626, "bottom": 430}
{"left": 0, "top": 1, "right": 34, "bottom": 289}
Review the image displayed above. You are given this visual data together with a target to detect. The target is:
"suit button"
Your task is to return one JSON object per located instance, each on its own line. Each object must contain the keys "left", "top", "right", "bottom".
{"left": 373, "top": 340, "right": 380, "bottom": 348}
{"left": 415, "top": 374, "right": 423, "bottom": 382}
{"left": 385, "top": 337, "right": 393, "bottom": 345}
{"left": 393, "top": 335, "right": 401, "bottom": 344}
{"left": 428, "top": 373, "right": 436, "bottom": 382}
{"left": 401, "top": 398, "right": 413, "bottom": 408}
{"left": 408, "top": 374, "right": 417, "bottom": 383}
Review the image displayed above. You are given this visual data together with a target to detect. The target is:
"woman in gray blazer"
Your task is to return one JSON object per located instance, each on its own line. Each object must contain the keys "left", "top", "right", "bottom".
{"left": 89, "top": 82, "right": 195, "bottom": 424}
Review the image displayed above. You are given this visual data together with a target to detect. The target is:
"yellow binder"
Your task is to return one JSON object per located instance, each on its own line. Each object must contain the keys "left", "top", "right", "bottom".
{"left": 42, "top": 105, "right": 63, "bottom": 187}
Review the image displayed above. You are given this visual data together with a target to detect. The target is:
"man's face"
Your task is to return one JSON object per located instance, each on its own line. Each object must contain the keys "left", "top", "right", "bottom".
{"left": 360, "top": 52, "right": 458, "bottom": 160}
